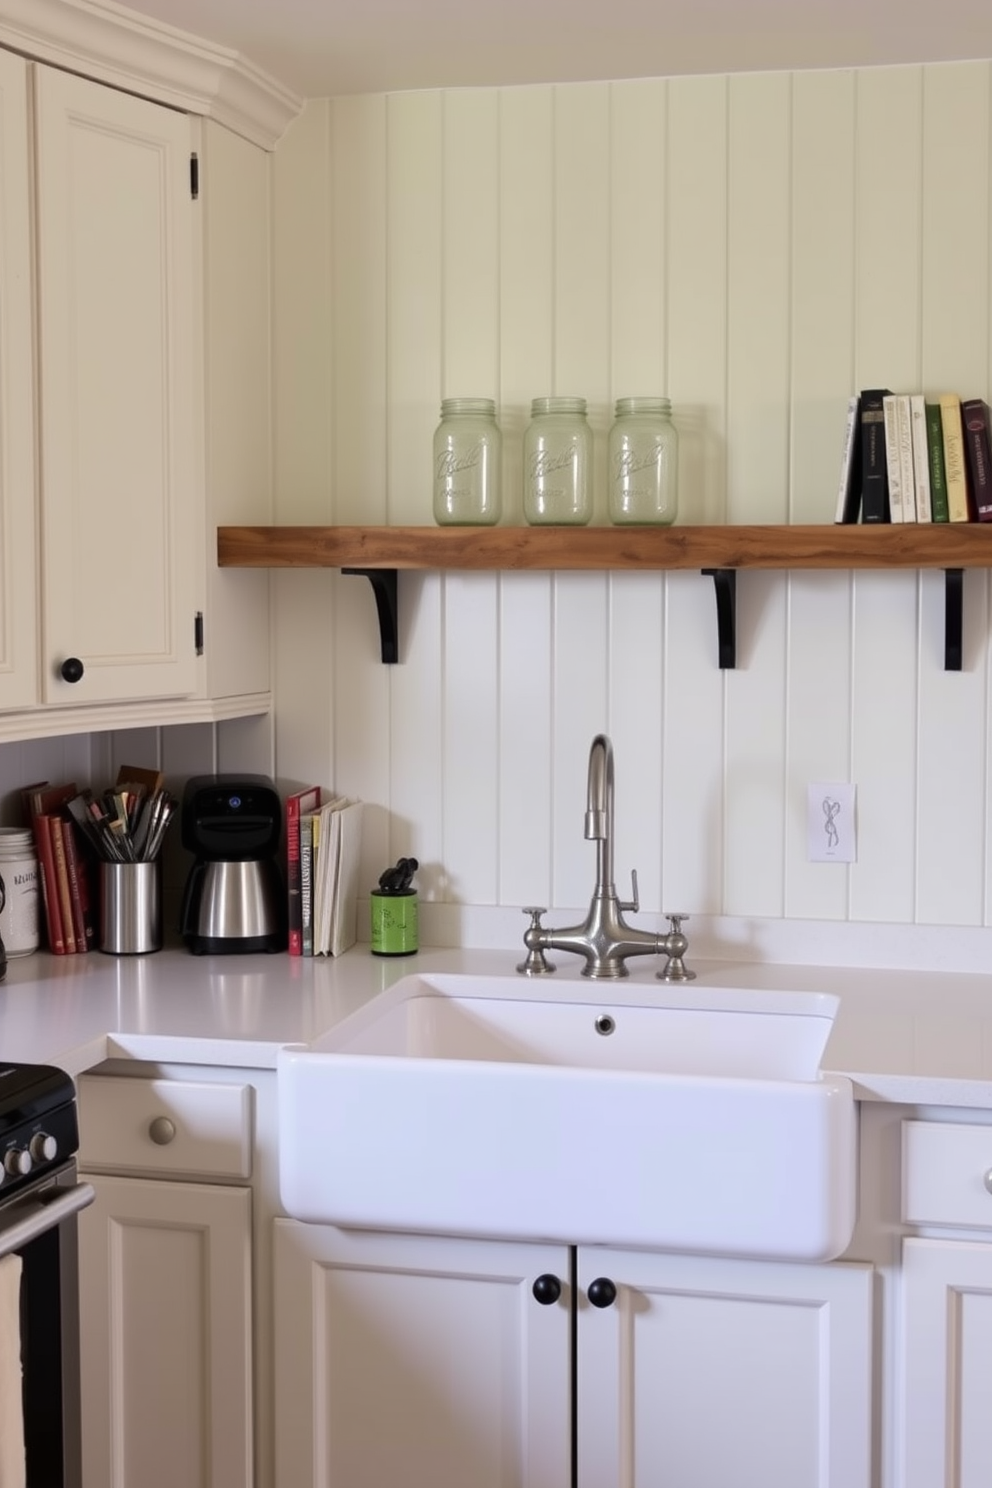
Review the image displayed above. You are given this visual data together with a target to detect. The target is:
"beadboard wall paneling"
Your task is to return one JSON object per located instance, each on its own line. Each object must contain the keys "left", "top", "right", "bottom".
{"left": 267, "top": 61, "right": 992, "bottom": 932}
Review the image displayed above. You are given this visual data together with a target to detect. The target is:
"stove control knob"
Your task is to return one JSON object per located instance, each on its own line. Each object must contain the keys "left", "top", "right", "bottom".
{"left": 29, "top": 1134, "right": 57, "bottom": 1164}
{"left": 4, "top": 1148, "right": 31, "bottom": 1178}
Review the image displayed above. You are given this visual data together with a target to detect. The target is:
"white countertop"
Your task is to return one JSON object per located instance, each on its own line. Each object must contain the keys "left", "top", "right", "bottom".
{"left": 1, "top": 942, "right": 991, "bottom": 1107}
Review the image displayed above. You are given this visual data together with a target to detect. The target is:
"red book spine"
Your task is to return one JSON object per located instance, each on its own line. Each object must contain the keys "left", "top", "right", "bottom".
{"left": 47, "top": 817, "right": 78, "bottom": 953}
{"left": 32, "top": 815, "right": 65, "bottom": 955}
{"left": 286, "top": 787, "right": 321, "bottom": 956}
{"left": 60, "top": 819, "right": 90, "bottom": 952}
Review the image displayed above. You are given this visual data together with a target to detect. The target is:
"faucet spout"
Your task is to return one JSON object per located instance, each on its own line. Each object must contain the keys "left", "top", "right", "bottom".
{"left": 584, "top": 733, "right": 614, "bottom": 896}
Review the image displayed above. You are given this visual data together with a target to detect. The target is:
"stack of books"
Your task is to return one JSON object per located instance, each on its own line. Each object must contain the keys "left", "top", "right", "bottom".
{"left": 835, "top": 391, "right": 992, "bottom": 525}
{"left": 285, "top": 786, "right": 364, "bottom": 957}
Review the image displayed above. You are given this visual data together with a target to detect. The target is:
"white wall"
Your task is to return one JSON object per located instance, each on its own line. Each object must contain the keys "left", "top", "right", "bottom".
{"left": 268, "top": 60, "right": 992, "bottom": 937}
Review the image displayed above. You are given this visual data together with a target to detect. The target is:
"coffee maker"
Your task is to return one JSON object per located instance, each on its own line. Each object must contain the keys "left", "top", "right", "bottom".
{"left": 179, "top": 775, "right": 286, "bottom": 954}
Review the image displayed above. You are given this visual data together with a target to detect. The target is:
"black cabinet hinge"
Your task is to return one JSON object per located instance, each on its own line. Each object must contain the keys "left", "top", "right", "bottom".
{"left": 194, "top": 611, "right": 204, "bottom": 656}
{"left": 190, "top": 152, "right": 199, "bottom": 200}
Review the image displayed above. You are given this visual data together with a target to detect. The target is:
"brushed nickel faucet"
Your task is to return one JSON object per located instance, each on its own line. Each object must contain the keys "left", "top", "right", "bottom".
{"left": 517, "top": 733, "right": 695, "bottom": 982}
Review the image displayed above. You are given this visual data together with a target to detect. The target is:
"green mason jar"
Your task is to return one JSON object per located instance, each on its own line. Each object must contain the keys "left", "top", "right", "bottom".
{"left": 523, "top": 396, "right": 593, "bottom": 525}
{"left": 433, "top": 397, "right": 502, "bottom": 525}
{"left": 608, "top": 397, "right": 678, "bottom": 525}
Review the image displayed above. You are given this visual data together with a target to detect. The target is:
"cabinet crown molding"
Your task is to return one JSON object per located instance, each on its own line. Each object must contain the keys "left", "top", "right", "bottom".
{"left": 0, "top": 0, "right": 302, "bottom": 149}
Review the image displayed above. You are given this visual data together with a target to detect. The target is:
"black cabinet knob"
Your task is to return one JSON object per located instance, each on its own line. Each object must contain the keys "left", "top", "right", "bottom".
{"left": 587, "top": 1277, "right": 617, "bottom": 1309}
{"left": 532, "top": 1273, "right": 561, "bottom": 1306}
{"left": 60, "top": 657, "right": 84, "bottom": 684}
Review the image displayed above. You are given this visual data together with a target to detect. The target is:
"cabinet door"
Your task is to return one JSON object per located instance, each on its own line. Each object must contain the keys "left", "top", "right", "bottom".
{"left": 78, "top": 1173, "right": 252, "bottom": 1488}
{"left": 576, "top": 1248, "right": 873, "bottom": 1488}
{"left": 273, "top": 1220, "right": 570, "bottom": 1488}
{"left": 0, "top": 50, "right": 37, "bottom": 710}
{"left": 902, "top": 1237, "right": 992, "bottom": 1488}
{"left": 33, "top": 66, "right": 197, "bottom": 705}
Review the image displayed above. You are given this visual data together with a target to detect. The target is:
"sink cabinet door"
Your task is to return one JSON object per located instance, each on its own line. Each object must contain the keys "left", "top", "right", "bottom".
{"left": 901, "top": 1237, "right": 992, "bottom": 1488}
{"left": 575, "top": 1248, "right": 874, "bottom": 1488}
{"left": 273, "top": 1220, "right": 571, "bottom": 1488}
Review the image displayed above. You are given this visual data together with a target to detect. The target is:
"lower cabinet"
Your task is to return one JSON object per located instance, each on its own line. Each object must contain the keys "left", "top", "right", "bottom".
{"left": 273, "top": 1220, "right": 874, "bottom": 1488}
{"left": 77, "top": 1074, "right": 254, "bottom": 1488}
{"left": 900, "top": 1117, "right": 992, "bottom": 1488}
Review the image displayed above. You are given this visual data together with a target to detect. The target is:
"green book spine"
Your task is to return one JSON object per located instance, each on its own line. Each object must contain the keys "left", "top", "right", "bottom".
{"left": 925, "top": 402, "right": 949, "bottom": 523}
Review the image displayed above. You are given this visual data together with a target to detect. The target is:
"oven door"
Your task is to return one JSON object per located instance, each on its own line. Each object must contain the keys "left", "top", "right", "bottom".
{"left": 0, "top": 1160, "right": 95, "bottom": 1488}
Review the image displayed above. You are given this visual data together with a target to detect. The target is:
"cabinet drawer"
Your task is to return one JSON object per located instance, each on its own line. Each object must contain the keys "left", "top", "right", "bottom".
{"left": 79, "top": 1076, "right": 252, "bottom": 1180}
{"left": 902, "top": 1120, "right": 992, "bottom": 1229}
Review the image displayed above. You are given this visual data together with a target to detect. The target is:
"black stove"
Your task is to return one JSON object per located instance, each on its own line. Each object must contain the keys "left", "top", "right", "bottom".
{"left": 0, "top": 1062, "right": 78, "bottom": 1200}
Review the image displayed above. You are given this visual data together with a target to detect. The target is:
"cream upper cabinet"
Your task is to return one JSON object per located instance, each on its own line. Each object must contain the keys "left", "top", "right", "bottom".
{"left": 0, "top": 51, "right": 38, "bottom": 711}
{"left": 33, "top": 64, "right": 198, "bottom": 706}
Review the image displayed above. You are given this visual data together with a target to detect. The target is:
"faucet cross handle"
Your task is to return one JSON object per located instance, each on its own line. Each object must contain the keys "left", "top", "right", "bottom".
{"left": 517, "top": 907, "right": 557, "bottom": 977}
{"left": 657, "top": 912, "right": 697, "bottom": 983}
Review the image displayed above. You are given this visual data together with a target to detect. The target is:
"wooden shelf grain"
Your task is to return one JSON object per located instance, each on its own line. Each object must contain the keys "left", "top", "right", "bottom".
{"left": 217, "top": 523, "right": 992, "bottom": 572}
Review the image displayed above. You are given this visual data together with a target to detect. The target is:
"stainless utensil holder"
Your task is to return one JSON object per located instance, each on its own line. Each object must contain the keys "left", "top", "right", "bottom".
{"left": 99, "top": 861, "right": 161, "bottom": 955}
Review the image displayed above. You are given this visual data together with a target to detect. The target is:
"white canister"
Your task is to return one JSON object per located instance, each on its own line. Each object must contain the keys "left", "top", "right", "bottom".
{"left": 0, "top": 827, "right": 40, "bottom": 956}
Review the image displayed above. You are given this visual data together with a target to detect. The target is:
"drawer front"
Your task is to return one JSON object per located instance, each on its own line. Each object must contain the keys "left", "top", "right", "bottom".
{"left": 79, "top": 1075, "right": 252, "bottom": 1180}
{"left": 902, "top": 1120, "right": 992, "bottom": 1229}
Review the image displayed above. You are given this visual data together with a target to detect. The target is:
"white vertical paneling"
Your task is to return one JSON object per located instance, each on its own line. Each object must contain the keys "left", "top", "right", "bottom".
{"left": 387, "top": 91, "right": 443, "bottom": 523}
{"left": 661, "top": 573, "right": 726, "bottom": 914}
{"left": 919, "top": 63, "right": 990, "bottom": 392}
{"left": 331, "top": 94, "right": 388, "bottom": 525}
{"left": 497, "top": 88, "right": 555, "bottom": 903}
{"left": 787, "top": 70, "right": 857, "bottom": 918}
{"left": 499, "top": 86, "right": 555, "bottom": 525}
{"left": 667, "top": 75, "right": 729, "bottom": 524}
{"left": 390, "top": 573, "right": 443, "bottom": 891}
{"left": 441, "top": 90, "right": 500, "bottom": 397}
{"left": 330, "top": 95, "right": 391, "bottom": 893}
{"left": 851, "top": 573, "right": 919, "bottom": 922}
{"left": 609, "top": 575, "right": 664, "bottom": 912}
{"left": 855, "top": 67, "right": 924, "bottom": 384}
{"left": 609, "top": 79, "right": 668, "bottom": 396}
{"left": 438, "top": 95, "right": 502, "bottom": 905}
{"left": 499, "top": 574, "right": 554, "bottom": 907}
{"left": 850, "top": 68, "right": 926, "bottom": 924}
{"left": 385, "top": 93, "right": 444, "bottom": 887}
{"left": 790, "top": 69, "right": 857, "bottom": 523}
{"left": 917, "top": 64, "right": 991, "bottom": 927}
{"left": 551, "top": 575, "right": 609, "bottom": 910}
{"left": 917, "top": 571, "right": 987, "bottom": 923}
{"left": 553, "top": 83, "right": 612, "bottom": 521}
{"left": 722, "top": 75, "right": 792, "bottom": 914}
{"left": 442, "top": 575, "right": 500, "bottom": 905}
{"left": 271, "top": 103, "right": 336, "bottom": 811}
{"left": 272, "top": 101, "right": 333, "bottom": 521}
{"left": 785, "top": 576, "right": 855, "bottom": 920}
{"left": 726, "top": 73, "right": 792, "bottom": 523}
{"left": 725, "top": 574, "right": 789, "bottom": 915}
{"left": 256, "top": 59, "right": 992, "bottom": 943}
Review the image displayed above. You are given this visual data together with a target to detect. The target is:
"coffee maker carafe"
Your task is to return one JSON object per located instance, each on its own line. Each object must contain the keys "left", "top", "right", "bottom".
{"left": 180, "top": 775, "right": 286, "bottom": 954}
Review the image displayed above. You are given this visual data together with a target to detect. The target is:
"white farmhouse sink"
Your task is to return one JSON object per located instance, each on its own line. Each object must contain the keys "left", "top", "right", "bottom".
{"left": 278, "top": 972, "right": 857, "bottom": 1262}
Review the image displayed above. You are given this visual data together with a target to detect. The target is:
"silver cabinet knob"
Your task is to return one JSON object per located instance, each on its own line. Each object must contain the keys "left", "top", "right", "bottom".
{"left": 149, "top": 1116, "right": 176, "bottom": 1146}
{"left": 984, "top": 1169, "right": 992, "bottom": 1196}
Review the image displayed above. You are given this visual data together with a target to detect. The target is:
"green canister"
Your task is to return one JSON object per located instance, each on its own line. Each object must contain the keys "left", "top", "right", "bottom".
{"left": 370, "top": 889, "right": 418, "bottom": 956}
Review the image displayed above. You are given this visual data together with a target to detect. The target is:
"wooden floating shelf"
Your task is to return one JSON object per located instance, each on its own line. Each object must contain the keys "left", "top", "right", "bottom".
{"left": 217, "top": 524, "right": 992, "bottom": 670}
{"left": 217, "top": 523, "right": 992, "bottom": 572}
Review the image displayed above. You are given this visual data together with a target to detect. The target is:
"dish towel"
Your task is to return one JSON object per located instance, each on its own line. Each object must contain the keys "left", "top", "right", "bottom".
{"left": 0, "top": 1255, "right": 24, "bottom": 1488}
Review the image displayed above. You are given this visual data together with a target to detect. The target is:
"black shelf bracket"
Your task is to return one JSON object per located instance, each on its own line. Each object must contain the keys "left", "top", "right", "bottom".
{"left": 944, "top": 568, "right": 963, "bottom": 672}
{"left": 342, "top": 568, "right": 399, "bottom": 663}
{"left": 702, "top": 568, "right": 737, "bottom": 669}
